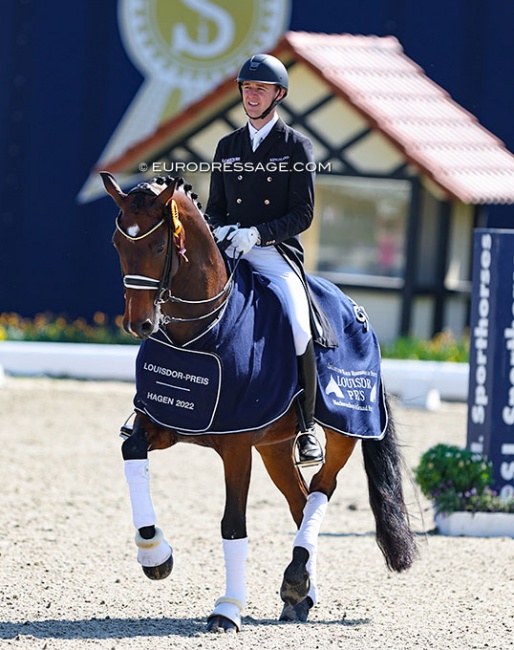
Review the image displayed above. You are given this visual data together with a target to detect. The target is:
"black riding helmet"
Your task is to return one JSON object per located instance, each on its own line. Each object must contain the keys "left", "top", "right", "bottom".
{"left": 237, "top": 53, "right": 288, "bottom": 119}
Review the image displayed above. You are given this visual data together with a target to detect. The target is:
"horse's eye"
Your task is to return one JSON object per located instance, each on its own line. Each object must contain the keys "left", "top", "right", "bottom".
{"left": 155, "top": 243, "right": 165, "bottom": 254}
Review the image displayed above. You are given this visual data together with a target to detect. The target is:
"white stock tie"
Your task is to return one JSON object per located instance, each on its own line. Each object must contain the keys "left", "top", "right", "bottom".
{"left": 252, "top": 133, "right": 262, "bottom": 152}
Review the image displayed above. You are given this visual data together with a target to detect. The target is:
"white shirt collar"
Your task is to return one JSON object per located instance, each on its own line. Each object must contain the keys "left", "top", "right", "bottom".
{"left": 248, "top": 112, "right": 279, "bottom": 146}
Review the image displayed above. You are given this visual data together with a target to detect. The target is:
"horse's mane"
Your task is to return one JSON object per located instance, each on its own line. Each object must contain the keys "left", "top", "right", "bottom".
{"left": 130, "top": 176, "right": 203, "bottom": 213}
{"left": 174, "top": 176, "right": 203, "bottom": 212}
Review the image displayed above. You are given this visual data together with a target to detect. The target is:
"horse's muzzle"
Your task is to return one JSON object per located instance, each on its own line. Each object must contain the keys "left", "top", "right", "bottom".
{"left": 125, "top": 318, "right": 155, "bottom": 340}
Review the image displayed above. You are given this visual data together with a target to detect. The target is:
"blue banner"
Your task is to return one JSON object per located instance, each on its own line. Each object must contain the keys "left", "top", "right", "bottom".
{"left": 467, "top": 229, "right": 514, "bottom": 500}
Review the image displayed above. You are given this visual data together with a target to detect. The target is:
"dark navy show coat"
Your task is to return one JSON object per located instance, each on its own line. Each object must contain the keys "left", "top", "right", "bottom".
{"left": 205, "top": 117, "right": 315, "bottom": 266}
{"left": 205, "top": 117, "right": 337, "bottom": 348}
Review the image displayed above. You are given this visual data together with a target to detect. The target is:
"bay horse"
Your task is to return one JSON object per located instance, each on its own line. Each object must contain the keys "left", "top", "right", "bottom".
{"left": 101, "top": 172, "right": 417, "bottom": 633}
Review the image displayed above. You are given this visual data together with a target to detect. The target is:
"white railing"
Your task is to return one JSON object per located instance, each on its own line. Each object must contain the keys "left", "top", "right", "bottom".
{"left": 0, "top": 341, "right": 469, "bottom": 408}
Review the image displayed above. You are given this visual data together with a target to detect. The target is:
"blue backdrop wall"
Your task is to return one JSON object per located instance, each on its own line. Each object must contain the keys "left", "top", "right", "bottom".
{"left": 1, "top": 0, "right": 513, "bottom": 320}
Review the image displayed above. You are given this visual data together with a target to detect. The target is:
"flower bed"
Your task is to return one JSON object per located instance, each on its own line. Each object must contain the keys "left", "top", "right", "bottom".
{"left": 414, "top": 444, "right": 514, "bottom": 537}
{"left": 0, "top": 312, "right": 137, "bottom": 345}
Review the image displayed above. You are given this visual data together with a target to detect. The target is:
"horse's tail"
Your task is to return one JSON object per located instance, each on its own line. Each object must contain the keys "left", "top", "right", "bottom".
{"left": 361, "top": 395, "right": 418, "bottom": 572}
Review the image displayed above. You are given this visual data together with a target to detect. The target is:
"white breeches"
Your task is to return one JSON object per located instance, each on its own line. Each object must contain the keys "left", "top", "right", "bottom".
{"left": 243, "top": 246, "right": 311, "bottom": 355}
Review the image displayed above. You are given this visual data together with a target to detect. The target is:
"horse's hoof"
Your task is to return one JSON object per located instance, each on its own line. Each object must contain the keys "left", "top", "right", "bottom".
{"left": 280, "top": 546, "right": 310, "bottom": 605}
{"left": 136, "top": 528, "right": 173, "bottom": 579}
{"left": 207, "top": 615, "right": 238, "bottom": 633}
{"left": 141, "top": 554, "right": 173, "bottom": 580}
{"left": 279, "top": 597, "right": 313, "bottom": 623}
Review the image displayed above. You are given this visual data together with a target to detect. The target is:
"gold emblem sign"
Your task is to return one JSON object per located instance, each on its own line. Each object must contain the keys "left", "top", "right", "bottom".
{"left": 79, "top": 0, "right": 291, "bottom": 202}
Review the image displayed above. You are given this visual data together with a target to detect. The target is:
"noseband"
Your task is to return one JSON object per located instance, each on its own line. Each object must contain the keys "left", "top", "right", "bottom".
{"left": 116, "top": 191, "right": 236, "bottom": 324}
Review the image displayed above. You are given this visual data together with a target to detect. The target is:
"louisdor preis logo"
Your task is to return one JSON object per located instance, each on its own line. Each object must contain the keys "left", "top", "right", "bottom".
{"left": 78, "top": 0, "right": 291, "bottom": 203}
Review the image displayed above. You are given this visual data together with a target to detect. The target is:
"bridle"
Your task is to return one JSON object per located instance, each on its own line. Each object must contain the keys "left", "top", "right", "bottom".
{"left": 115, "top": 194, "right": 181, "bottom": 303}
{"left": 115, "top": 190, "right": 237, "bottom": 324}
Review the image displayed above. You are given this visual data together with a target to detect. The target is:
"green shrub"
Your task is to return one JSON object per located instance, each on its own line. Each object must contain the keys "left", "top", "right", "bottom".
{"left": 414, "top": 444, "right": 514, "bottom": 514}
{"left": 381, "top": 331, "right": 469, "bottom": 362}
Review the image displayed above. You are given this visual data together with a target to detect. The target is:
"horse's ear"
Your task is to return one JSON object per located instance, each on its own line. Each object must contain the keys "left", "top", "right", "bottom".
{"left": 153, "top": 177, "right": 177, "bottom": 209}
{"left": 100, "top": 171, "right": 127, "bottom": 210}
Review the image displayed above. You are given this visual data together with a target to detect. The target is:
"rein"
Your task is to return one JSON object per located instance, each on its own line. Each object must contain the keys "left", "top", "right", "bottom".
{"left": 116, "top": 196, "right": 238, "bottom": 324}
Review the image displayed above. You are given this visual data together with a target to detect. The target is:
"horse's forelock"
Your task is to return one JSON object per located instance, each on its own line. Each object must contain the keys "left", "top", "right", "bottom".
{"left": 129, "top": 193, "right": 148, "bottom": 211}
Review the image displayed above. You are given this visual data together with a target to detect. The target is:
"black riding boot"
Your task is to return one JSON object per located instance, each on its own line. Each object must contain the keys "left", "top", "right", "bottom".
{"left": 296, "top": 339, "right": 324, "bottom": 467}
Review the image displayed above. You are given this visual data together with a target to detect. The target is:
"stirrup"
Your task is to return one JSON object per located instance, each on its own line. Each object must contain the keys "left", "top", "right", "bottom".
{"left": 119, "top": 412, "right": 136, "bottom": 440}
{"left": 293, "top": 430, "right": 325, "bottom": 468}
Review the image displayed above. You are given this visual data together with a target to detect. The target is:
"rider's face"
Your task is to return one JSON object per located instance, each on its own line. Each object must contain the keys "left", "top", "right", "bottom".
{"left": 241, "top": 81, "right": 283, "bottom": 123}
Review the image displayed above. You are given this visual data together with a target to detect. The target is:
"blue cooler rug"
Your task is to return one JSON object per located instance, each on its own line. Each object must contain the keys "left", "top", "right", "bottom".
{"left": 134, "top": 261, "right": 387, "bottom": 439}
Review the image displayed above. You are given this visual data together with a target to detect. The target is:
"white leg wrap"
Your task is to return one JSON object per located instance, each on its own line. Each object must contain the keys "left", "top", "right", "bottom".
{"left": 135, "top": 527, "right": 172, "bottom": 567}
{"left": 222, "top": 537, "right": 248, "bottom": 609}
{"left": 124, "top": 459, "right": 157, "bottom": 529}
{"left": 306, "top": 549, "right": 319, "bottom": 606}
{"left": 209, "top": 537, "right": 248, "bottom": 630}
{"left": 293, "top": 491, "right": 328, "bottom": 606}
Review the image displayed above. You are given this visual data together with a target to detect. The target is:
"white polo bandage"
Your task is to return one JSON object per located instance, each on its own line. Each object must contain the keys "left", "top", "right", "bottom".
{"left": 293, "top": 491, "right": 328, "bottom": 605}
{"left": 209, "top": 537, "right": 248, "bottom": 631}
{"left": 124, "top": 459, "right": 156, "bottom": 529}
{"left": 222, "top": 537, "right": 248, "bottom": 609}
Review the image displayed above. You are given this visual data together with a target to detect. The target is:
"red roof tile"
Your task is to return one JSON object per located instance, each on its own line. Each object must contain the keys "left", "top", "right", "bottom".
{"left": 101, "top": 31, "right": 514, "bottom": 205}
{"left": 286, "top": 31, "right": 514, "bottom": 204}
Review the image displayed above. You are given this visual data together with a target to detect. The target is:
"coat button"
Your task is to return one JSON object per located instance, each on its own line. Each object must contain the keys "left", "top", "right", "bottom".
{"left": 264, "top": 199, "right": 270, "bottom": 205}
{"left": 238, "top": 175, "right": 243, "bottom": 180}
{"left": 267, "top": 176, "right": 272, "bottom": 182}
{"left": 236, "top": 198, "right": 242, "bottom": 204}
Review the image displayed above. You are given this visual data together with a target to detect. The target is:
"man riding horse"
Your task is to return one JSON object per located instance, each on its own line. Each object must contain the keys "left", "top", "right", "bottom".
{"left": 206, "top": 53, "right": 324, "bottom": 467}
{"left": 99, "top": 51, "right": 417, "bottom": 633}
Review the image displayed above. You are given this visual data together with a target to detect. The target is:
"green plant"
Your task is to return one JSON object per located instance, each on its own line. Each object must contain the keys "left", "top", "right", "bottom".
{"left": 380, "top": 331, "right": 469, "bottom": 362}
{"left": 414, "top": 444, "right": 514, "bottom": 514}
